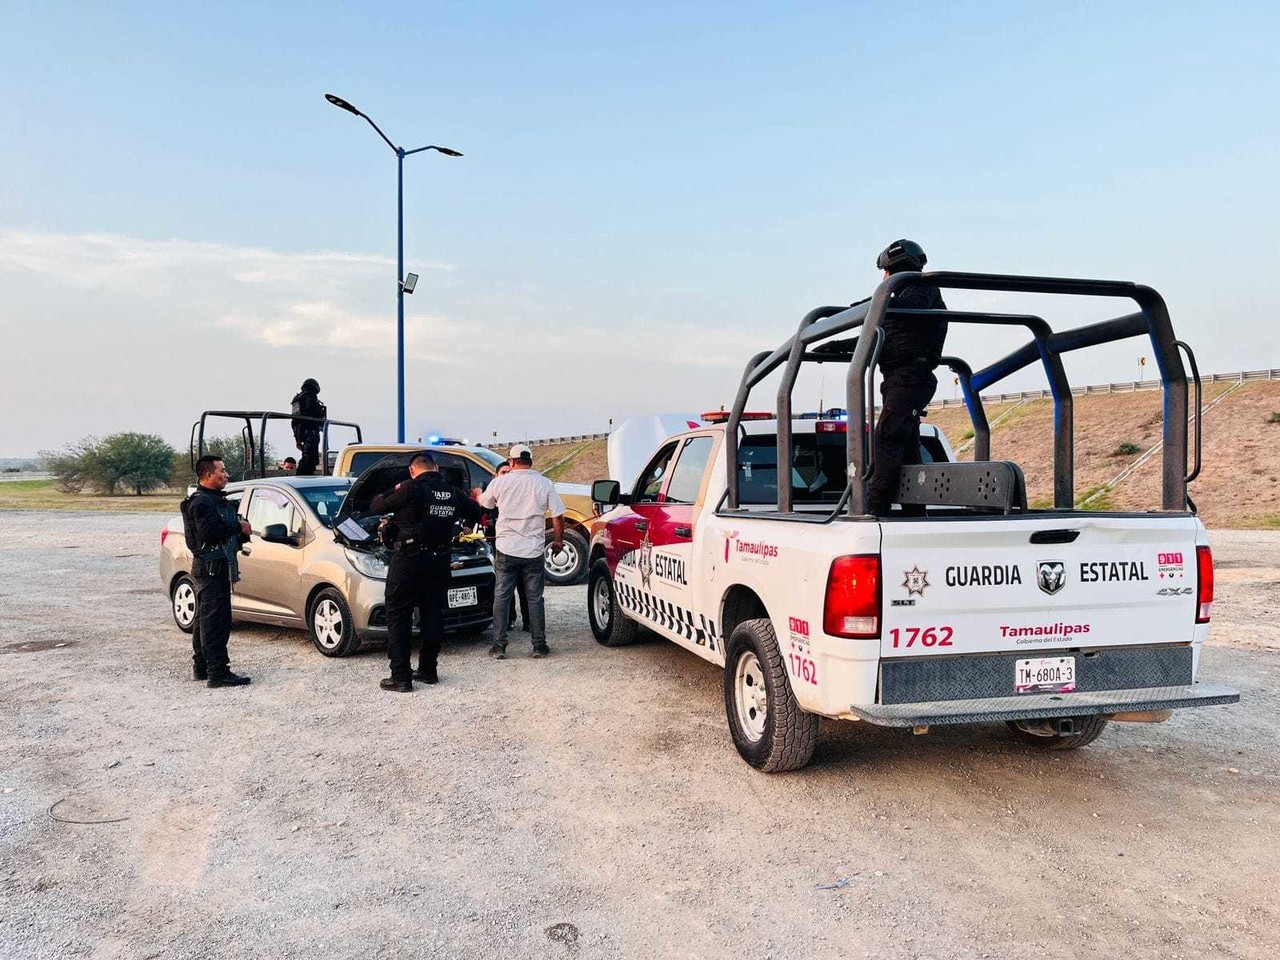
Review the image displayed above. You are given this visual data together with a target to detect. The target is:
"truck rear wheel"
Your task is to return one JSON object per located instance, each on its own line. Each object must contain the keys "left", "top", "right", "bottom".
{"left": 723, "top": 618, "right": 819, "bottom": 772}
{"left": 588, "top": 559, "right": 641, "bottom": 647}
{"left": 1007, "top": 715, "right": 1109, "bottom": 750}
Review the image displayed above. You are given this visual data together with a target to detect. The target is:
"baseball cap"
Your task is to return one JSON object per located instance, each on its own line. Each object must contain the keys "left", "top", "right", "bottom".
{"left": 508, "top": 444, "right": 533, "bottom": 462}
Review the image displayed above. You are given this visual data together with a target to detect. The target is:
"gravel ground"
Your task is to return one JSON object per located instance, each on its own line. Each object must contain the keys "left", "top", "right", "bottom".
{"left": 1, "top": 512, "right": 1277, "bottom": 960}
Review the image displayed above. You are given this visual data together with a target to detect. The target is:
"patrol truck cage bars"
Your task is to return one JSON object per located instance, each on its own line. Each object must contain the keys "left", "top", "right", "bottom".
{"left": 189, "top": 411, "right": 363, "bottom": 480}
{"left": 721, "top": 271, "right": 1203, "bottom": 518}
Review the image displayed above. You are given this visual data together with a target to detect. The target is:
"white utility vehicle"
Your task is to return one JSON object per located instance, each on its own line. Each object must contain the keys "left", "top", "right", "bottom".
{"left": 586, "top": 270, "right": 1237, "bottom": 771}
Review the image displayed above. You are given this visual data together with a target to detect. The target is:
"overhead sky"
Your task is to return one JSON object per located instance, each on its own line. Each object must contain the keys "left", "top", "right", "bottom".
{"left": 2, "top": 1, "right": 1277, "bottom": 456}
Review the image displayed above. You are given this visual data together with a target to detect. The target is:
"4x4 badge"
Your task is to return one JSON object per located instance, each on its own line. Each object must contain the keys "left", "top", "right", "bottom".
{"left": 902, "top": 566, "right": 930, "bottom": 596}
{"left": 1037, "top": 560, "right": 1066, "bottom": 595}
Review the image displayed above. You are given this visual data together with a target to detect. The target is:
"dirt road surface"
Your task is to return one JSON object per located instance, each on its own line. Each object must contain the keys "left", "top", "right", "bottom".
{"left": 1, "top": 512, "right": 1276, "bottom": 960}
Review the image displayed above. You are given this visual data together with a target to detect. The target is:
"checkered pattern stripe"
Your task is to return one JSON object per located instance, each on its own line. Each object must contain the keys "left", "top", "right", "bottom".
{"left": 616, "top": 580, "right": 721, "bottom": 654}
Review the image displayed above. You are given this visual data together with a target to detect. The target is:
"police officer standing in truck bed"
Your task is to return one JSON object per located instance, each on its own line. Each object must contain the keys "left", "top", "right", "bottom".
{"left": 369, "top": 452, "right": 483, "bottom": 692}
{"left": 865, "top": 239, "right": 948, "bottom": 516}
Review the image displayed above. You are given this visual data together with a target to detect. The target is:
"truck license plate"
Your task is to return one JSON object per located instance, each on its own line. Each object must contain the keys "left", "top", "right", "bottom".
{"left": 1015, "top": 656, "right": 1076, "bottom": 694}
{"left": 447, "top": 586, "right": 478, "bottom": 609}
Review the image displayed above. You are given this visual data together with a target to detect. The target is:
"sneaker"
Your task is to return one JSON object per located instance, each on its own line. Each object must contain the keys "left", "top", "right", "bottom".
{"left": 380, "top": 677, "right": 414, "bottom": 693}
{"left": 531, "top": 643, "right": 550, "bottom": 659}
{"left": 488, "top": 644, "right": 507, "bottom": 660}
{"left": 207, "top": 671, "right": 250, "bottom": 688}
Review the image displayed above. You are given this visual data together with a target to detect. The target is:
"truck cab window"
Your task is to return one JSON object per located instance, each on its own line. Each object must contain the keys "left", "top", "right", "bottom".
{"left": 664, "top": 436, "right": 715, "bottom": 505}
{"left": 634, "top": 442, "right": 678, "bottom": 503}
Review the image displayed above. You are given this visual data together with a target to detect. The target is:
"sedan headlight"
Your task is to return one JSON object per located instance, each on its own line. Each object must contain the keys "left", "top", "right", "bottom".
{"left": 344, "top": 548, "right": 388, "bottom": 580}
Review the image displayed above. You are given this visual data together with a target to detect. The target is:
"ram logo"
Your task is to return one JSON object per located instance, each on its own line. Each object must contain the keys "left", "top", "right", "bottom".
{"left": 1037, "top": 560, "right": 1067, "bottom": 596}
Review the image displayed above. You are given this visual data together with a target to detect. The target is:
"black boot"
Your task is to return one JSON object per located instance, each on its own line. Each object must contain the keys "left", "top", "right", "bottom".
{"left": 193, "top": 664, "right": 208, "bottom": 681}
{"left": 380, "top": 677, "right": 414, "bottom": 693}
{"left": 413, "top": 664, "right": 438, "bottom": 684}
{"left": 207, "top": 671, "right": 250, "bottom": 688}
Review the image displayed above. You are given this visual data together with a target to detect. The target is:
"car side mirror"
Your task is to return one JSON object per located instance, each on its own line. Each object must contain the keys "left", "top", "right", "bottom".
{"left": 262, "top": 523, "right": 298, "bottom": 546}
{"left": 592, "top": 479, "right": 623, "bottom": 507}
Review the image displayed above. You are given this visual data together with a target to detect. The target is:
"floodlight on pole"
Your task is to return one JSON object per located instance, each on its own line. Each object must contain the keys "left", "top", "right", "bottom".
{"left": 324, "top": 92, "right": 463, "bottom": 442}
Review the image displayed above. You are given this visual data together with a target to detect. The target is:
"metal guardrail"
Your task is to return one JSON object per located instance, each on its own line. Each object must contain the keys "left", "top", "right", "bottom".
{"left": 486, "top": 369, "right": 1276, "bottom": 448}
{"left": 484, "top": 432, "right": 610, "bottom": 449}
{"left": 934, "top": 368, "right": 1280, "bottom": 408}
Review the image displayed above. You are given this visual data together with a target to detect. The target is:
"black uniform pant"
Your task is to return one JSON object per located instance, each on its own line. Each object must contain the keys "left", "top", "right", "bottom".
{"left": 385, "top": 550, "right": 450, "bottom": 681}
{"left": 866, "top": 368, "right": 938, "bottom": 516}
{"left": 191, "top": 562, "right": 233, "bottom": 676}
{"left": 297, "top": 433, "right": 320, "bottom": 476}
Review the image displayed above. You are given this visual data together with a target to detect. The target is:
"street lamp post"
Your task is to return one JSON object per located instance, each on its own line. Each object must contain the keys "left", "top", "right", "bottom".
{"left": 325, "top": 93, "right": 462, "bottom": 442}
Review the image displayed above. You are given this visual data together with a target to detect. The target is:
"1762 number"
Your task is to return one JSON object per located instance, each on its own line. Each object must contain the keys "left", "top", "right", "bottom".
{"left": 888, "top": 626, "right": 954, "bottom": 648}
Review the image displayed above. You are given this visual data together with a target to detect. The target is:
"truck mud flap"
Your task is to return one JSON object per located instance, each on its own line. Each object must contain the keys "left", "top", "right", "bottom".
{"left": 850, "top": 682, "right": 1240, "bottom": 727}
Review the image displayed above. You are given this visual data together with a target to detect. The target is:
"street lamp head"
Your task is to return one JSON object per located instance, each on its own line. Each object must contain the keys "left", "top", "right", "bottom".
{"left": 429, "top": 146, "right": 463, "bottom": 157}
{"left": 325, "top": 93, "right": 361, "bottom": 116}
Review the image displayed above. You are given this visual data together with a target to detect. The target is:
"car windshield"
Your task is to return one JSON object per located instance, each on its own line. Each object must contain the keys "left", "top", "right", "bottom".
{"left": 297, "top": 483, "right": 351, "bottom": 528}
{"left": 471, "top": 447, "right": 507, "bottom": 469}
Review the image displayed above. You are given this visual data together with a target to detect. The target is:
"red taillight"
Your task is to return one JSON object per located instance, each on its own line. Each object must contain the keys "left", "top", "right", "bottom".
{"left": 160, "top": 526, "right": 169, "bottom": 546}
{"left": 824, "top": 554, "right": 881, "bottom": 638}
{"left": 1196, "top": 545, "right": 1214, "bottom": 623}
{"left": 816, "top": 420, "right": 848, "bottom": 433}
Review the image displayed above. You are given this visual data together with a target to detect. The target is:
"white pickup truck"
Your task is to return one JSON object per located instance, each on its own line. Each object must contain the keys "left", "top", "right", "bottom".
{"left": 585, "top": 270, "right": 1238, "bottom": 772}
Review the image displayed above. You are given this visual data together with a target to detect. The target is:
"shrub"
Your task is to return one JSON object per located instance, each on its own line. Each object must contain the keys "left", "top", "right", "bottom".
{"left": 1113, "top": 441, "right": 1142, "bottom": 457}
{"left": 1268, "top": 412, "right": 1280, "bottom": 424}
{"left": 960, "top": 429, "right": 975, "bottom": 441}
{"left": 41, "top": 433, "right": 176, "bottom": 495}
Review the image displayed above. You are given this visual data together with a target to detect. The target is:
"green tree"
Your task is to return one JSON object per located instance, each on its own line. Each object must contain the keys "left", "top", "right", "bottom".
{"left": 40, "top": 437, "right": 101, "bottom": 494}
{"left": 41, "top": 433, "right": 176, "bottom": 495}
{"left": 98, "top": 433, "right": 176, "bottom": 495}
{"left": 170, "top": 433, "right": 278, "bottom": 487}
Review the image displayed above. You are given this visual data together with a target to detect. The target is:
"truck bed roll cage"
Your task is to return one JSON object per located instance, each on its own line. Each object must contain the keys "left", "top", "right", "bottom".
{"left": 722, "top": 271, "right": 1202, "bottom": 517}
{"left": 189, "top": 411, "right": 363, "bottom": 480}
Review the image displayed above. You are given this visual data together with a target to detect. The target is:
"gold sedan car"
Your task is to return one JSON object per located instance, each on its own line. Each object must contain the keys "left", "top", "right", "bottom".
{"left": 159, "top": 472, "right": 494, "bottom": 657}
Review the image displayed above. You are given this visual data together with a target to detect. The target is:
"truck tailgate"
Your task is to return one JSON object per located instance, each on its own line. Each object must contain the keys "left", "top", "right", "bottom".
{"left": 879, "top": 515, "right": 1200, "bottom": 659}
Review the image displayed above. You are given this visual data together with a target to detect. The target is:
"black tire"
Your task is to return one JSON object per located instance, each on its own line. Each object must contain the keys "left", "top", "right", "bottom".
{"left": 308, "top": 587, "right": 362, "bottom": 658}
{"left": 723, "top": 618, "right": 819, "bottom": 772}
{"left": 1007, "top": 715, "right": 1110, "bottom": 750}
{"left": 587, "top": 559, "right": 641, "bottom": 647}
{"left": 544, "top": 529, "right": 589, "bottom": 586}
{"left": 170, "top": 575, "right": 196, "bottom": 634}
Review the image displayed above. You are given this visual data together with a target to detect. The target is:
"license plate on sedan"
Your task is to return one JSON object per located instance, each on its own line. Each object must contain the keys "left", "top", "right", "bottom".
{"left": 447, "top": 586, "right": 478, "bottom": 609}
{"left": 1015, "top": 656, "right": 1076, "bottom": 694}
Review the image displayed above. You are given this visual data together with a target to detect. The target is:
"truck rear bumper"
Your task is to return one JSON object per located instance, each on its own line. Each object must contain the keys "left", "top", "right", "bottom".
{"left": 850, "top": 682, "right": 1240, "bottom": 727}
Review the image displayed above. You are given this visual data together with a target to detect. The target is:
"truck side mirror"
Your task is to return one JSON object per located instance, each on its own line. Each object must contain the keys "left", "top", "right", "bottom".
{"left": 592, "top": 479, "right": 622, "bottom": 508}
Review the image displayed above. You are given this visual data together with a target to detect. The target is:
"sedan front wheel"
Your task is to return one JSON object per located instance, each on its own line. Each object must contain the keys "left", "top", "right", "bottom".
{"left": 308, "top": 588, "right": 361, "bottom": 658}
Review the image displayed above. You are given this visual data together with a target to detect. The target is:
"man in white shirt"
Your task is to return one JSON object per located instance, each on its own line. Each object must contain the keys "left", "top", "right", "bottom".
{"left": 478, "top": 444, "right": 566, "bottom": 659}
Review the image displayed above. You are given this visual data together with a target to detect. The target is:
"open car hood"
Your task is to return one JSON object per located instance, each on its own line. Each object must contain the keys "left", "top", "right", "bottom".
{"left": 332, "top": 452, "right": 425, "bottom": 550}
{"left": 331, "top": 452, "right": 489, "bottom": 566}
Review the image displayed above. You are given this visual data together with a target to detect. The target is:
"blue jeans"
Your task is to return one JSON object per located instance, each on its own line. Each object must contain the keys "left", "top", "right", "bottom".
{"left": 492, "top": 551, "right": 546, "bottom": 647}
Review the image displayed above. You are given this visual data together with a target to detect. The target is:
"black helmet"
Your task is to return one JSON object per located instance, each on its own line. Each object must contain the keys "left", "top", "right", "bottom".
{"left": 876, "top": 239, "right": 927, "bottom": 274}
{"left": 301, "top": 378, "right": 320, "bottom": 392}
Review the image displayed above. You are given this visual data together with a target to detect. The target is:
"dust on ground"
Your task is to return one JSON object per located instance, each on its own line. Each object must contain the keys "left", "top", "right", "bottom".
{"left": 0, "top": 512, "right": 1276, "bottom": 960}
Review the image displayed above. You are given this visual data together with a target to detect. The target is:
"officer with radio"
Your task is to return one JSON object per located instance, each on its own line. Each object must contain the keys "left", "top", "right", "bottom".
{"left": 182, "top": 455, "right": 252, "bottom": 687}
{"left": 369, "top": 452, "right": 483, "bottom": 692}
